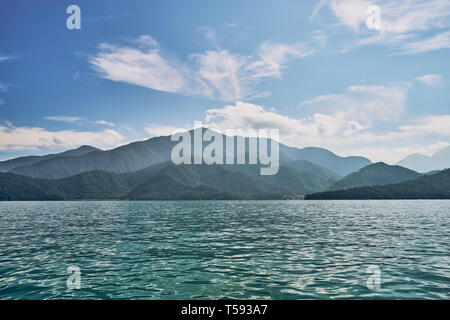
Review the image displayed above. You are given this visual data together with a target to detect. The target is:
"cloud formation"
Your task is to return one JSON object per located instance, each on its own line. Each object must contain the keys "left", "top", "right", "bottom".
{"left": 0, "top": 123, "right": 124, "bottom": 151}
{"left": 89, "top": 36, "right": 312, "bottom": 101}
{"left": 415, "top": 74, "right": 443, "bottom": 85}
{"left": 198, "top": 97, "right": 449, "bottom": 163}
{"left": 44, "top": 116, "right": 83, "bottom": 123}
{"left": 311, "top": 0, "right": 450, "bottom": 54}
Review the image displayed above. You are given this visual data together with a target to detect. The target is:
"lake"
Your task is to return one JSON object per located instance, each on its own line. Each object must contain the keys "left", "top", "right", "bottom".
{"left": 0, "top": 200, "right": 448, "bottom": 299}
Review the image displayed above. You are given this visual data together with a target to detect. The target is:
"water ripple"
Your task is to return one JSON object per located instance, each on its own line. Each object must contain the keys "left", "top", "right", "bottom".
{"left": 0, "top": 200, "right": 448, "bottom": 299}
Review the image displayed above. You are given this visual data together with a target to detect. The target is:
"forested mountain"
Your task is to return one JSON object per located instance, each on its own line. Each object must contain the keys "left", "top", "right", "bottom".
{"left": 328, "top": 162, "right": 421, "bottom": 191}
{"left": 0, "top": 162, "right": 338, "bottom": 200}
{"left": 0, "top": 145, "right": 99, "bottom": 172}
{"left": 5, "top": 128, "right": 370, "bottom": 179}
{"left": 305, "top": 169, "right": 450, "bottom": 200}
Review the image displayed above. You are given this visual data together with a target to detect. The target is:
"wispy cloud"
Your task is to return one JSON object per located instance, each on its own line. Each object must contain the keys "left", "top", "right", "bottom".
{"left": 200, "top": 100, "right": 450, "bottom": 163}
{"left": 0, "top": 82, "right": 8, "bottom": 92}
{"left": 89, "top": 35, "right": 312, "bottom": 101}
{"left": 198, "top": 26, "right": 217, "bottom": 42}
{"left": 0, "top": 123, "right": 124, "bottom": 151}
{"left": 90, "top": 37, "right": 186, "bottom": 94}
{"left": 44, "top": 116, "right": 83, "bottom": 123}
{"left": 313, "top": 0, "right": 450, "bottom": 34}
{"left": 300, "top": 83, "right": 411, "bottom": 122}
{"left": 96, "top": 120, "right": 116, "bottom": 127}
{"left": 310, "top": 0, "right": 450, "bottom": 54}
{"left": 145, "top": 124, "right": 191, "bottom": 137}
{"left": 0, "top": 55, "right": 12, "bottom": 62}
{"left": 399, "top": 31, "right": 450, "bottom": 54}
{"left": 415, "top": 74, "right": 443, "bottom": 85}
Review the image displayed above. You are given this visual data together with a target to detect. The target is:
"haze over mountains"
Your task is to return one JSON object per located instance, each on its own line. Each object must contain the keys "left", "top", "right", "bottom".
{"left": 0, "top": 128, "right": 448, "bottom": 200}
{"left": 1, "top": 128, "right": 371, "bottom": 179}
{"left": 397, "top": 146, "right": 450, "bottom": 173}
{"left": 306, "top": 169, "right": 450, "bottom": 200}
{"left": 328, "top": 162, "right": 422, "bottom": 191}
{"left": 0, "top": 145, "right": 99, "bottom": 172}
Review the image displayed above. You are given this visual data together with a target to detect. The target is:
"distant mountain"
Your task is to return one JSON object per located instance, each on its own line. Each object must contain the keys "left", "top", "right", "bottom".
{"left": 397, "top": 146, "right": 450, "bottom": 173}
{"left": 328, "top": 162, "right": 421, "bottom": 191}
{"left": 6, "top": 128, "right": 370, "bottom": 179}
{"left": 305, "top": 169, "right": 450, "bottom": 200}
{"left": 281, "top": 160, "right": 341, "bottom": 181}
{"left": 279, "top": 146, "right": 370, "bottom": 176}
{"left": 0, "top": 145, "right": 100, "bottom": 172}
{"left": 0, "top": 162, "right": 337, "bottom": 200}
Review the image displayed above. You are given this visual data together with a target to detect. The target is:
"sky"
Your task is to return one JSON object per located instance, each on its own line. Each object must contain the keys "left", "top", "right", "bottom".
{"left": 0, "top": 0, "right": 449, "bottom": 163}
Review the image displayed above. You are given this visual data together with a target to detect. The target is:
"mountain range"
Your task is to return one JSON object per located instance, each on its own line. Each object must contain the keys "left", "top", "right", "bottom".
{"left": 0, "top": 162, "right": 337, "bottom": 200}
{"left": 0, "top": 128, "right": 448, "bottom": 200}
{"left": 328, "top": 162, "right": 422, "bottom": 191}
{"left": 305, "top": 169, "right": 450, "bottom": 199}
{"left": 0, "top": 128, "right": 370, "bottom": 179}
{"left": 396, "top": 146, "right": 450, "bottom": 173}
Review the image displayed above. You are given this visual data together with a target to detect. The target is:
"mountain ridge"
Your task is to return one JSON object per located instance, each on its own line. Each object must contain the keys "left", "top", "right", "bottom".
{"left": 328, "top": 162, "right": 421, "bottom": 191}
{"left": 305, "top": 169, "right": 450, "bottom": 200}
{"left": 6, "top": 128, "right": 371, "bottom": 179}
{"left": 397, "top": 146, "right": 450, "bottom": 172}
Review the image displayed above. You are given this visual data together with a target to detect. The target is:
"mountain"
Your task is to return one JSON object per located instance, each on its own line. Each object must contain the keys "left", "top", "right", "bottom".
{"left": 281, "top": 160, "right": 341, "bottom": 181}
{"left": 6, "top": 128, "right": 370, "bottom": 179}
{"left": 328, "top": 162, "right": 421, "bottom": 191}
{"left": 0, "top": 145, "right": 100, "bottom": 172}
{"left": 305, "top": 169, "right": 450, "bottom": 200}
{"left": 279, "top": 146, "right": 371, "bottom": 176}
{"left": 397, "top": 146, "right": 450, "bottom": 172}
{"left": 0, "top": 161, "right": 336, "bottom": 200}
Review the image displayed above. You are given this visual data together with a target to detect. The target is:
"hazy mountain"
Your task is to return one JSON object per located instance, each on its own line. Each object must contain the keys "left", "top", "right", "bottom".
{"left": 0, "top": 145, "right": 100, "bottom": 172}
{"left": 279, "top": 146, "right": 371, "bottom": 176}
{"left": 397, "top": 146, "right": 450, "bottom": 173}
{"left": 305, "top": 169, "right": 450, "bottom": 200}
{"left": 328, "top": 162, "right": 421, "bottom": 191}
{"left": 281, "top": 160, "right": 341, "bottom": 181}
{"left": 0, "top": 161, "right": 336, "bottom": 200}
{"left": 7, "top": 128, "right": 370, "bottom": 179}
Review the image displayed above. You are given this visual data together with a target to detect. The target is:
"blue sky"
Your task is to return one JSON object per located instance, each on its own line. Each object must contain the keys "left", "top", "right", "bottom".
{"left": 0, "top": 0, "right": 449, "bottom": 162}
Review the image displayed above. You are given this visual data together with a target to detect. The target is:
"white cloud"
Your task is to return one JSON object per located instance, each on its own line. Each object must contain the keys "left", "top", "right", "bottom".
{"left": 0, "top": 55, "right": 12, "bottom": 62}
{"left": 198, "top": 26, "right": 216, "bottom": 42}
{"left": 313, "top": 0, "right": 450, "bottom": 34}
{"left": 90, "top": 40, "right": 185, "bottom": 94}
{"left": 380, "top": 0, "right": 450, "bottom": 34}
{"left": 96, "top": 120, "right": 115, "bottom": 127}
{"left": 329, "top": 0, "right": 372, "bottom": 32}
{"left": 89, "top": 35, "right": 312, "bottom": 101}
{"left": 311, "top": 0, "right": 450, "bottom": 54}
{"left": 415, "top": 74, "right": 443, "bottom": 85}
{"left": 246, "top": 42, "right": 313, "bottom": 79}
{"left": 145, "top": 124, "right": 192, "bottom": 137}
{"left": 398, "top": 115, "right": 450, "bottom": 136}
{"left": 399, "top": 31, "right": 450, "bottom": 54}
{"left": 300, "top": 83, "right": 411, "bottom": 122}
{"left": 393, "top": 141, "right": 450, "bottom": 157}
{"left": 190, "top": 50, "right": 250, "bottom": 101}
{"left": 0, "top": 123, "right": 124, "bottom": 151}
{"left": 44, "top": 116, "right": 83, "bottom": 123}
{"left": 198, "top": 99, "right": 450, "bottom": 163}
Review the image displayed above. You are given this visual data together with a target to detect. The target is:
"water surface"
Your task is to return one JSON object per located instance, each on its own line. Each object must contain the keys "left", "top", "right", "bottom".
{"left": 0, "top": 200, "right": 448, "bottom": 299}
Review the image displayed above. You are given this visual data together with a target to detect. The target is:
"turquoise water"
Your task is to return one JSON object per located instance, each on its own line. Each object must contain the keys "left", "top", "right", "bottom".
{"left": 0, "top": 200, "right": 448, "bottom": 299}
